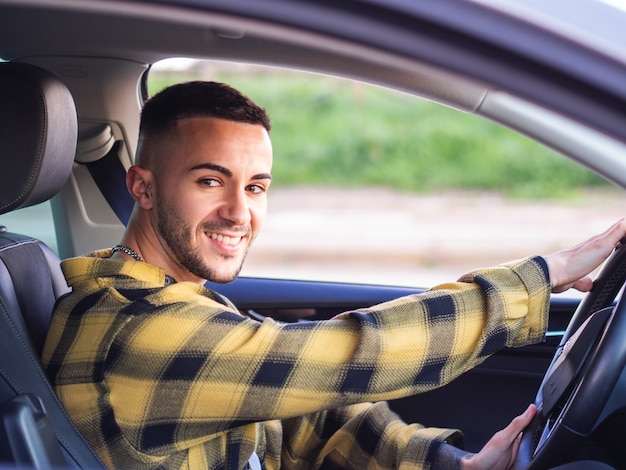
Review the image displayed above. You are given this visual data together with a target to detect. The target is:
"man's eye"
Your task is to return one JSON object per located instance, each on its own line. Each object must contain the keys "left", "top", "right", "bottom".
{"left": 247, "top": 184, "right": 266, "bottom": 194}
{"left": 199, "top": 178, "right": 220, "bottom": 187}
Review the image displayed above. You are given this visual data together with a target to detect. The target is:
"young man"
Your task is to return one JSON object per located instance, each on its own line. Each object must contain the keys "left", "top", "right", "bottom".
{"left": 43, "top": 81, "right": 626, "bottom": 469}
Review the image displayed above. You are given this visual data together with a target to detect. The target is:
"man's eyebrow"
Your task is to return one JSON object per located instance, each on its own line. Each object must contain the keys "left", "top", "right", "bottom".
{"left": 189, "top": 163, "right": 232, "bottom": 177}
{"left": 189, "top": 163, "right": 272, "bottom": 181}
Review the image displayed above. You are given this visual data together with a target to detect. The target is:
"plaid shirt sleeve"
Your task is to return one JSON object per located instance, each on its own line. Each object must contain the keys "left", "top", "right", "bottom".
{"left": 43, "top": 253, "right": 550, "bottom": 469}
{"left": 269, "top": 401, "right": 464, "bottom": 469}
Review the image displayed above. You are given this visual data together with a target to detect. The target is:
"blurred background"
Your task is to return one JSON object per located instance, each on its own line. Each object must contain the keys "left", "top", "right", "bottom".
{"left": 151, "top": 60, "right": 624, "bottom": 288}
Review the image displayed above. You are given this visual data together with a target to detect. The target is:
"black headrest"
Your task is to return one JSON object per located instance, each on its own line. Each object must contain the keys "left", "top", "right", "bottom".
{"left": 0, "top": 62, "right": 77, "bottom": 215}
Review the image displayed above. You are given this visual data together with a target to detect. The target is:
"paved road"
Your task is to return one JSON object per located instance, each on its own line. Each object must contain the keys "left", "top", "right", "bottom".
{"left": 240, "top": 187, "right": 626, "bottom": 288}
{"left": 2, "top": 187, "right": 621, "bottom": 289}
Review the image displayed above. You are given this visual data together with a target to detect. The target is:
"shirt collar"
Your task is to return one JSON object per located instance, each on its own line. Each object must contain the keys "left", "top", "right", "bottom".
{"left": 61, "top": 248, "right": 170, "bottom": 287}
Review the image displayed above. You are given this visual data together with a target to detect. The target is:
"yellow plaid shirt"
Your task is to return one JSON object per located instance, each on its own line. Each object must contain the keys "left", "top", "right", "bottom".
{"left": 42, "top": 249, "right": 550, "bottom": 469}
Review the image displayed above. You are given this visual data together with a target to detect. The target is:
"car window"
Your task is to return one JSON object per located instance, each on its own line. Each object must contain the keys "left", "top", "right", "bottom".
{"left": 148, "top": 59, "right": 626, "bottom": 290}
{"left": 0, "top": 201, "right": 58, "bottom": 254}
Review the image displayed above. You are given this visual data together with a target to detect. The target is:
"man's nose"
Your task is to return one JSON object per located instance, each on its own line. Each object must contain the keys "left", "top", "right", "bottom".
{"left": 218, "top": 189, "right": 251, "bottom": 225}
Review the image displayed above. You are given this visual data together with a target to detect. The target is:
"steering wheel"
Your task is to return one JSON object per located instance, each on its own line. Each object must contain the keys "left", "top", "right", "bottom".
{"left": 516, "top": 240, "right": 626, "bottom": 469}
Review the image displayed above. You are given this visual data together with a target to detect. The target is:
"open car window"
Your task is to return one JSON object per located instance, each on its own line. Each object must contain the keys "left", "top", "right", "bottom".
{"left": 0, "top": 202, "right": 58, "bottom": 254}
{"left": 148, "top": 59, "right": 626, "bottom": 291}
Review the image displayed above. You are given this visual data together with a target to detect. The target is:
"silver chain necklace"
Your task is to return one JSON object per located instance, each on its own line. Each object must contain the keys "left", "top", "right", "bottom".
{"left": 111, "top": 244, "right": 143, "bottom": 262}
{"left": 111, "top": 244, "right": 177, "bottom": 285}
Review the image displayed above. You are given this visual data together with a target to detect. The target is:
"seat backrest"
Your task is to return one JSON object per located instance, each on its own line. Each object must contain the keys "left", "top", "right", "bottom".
{"left": 0, "top": 62, "right": 104, "bottom": 468}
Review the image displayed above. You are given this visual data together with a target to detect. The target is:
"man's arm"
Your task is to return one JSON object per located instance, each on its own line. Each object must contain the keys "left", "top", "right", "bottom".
{"left": 277, "top": 401, "right": 464, "bottom": 469}
{"left": 276, "top": 401, "right": 535, "bottom": 469}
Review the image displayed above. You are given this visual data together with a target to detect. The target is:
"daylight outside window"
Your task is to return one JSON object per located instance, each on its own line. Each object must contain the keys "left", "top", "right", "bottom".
{"left": 147, "top": 59, "right": 626, "bottom": 291}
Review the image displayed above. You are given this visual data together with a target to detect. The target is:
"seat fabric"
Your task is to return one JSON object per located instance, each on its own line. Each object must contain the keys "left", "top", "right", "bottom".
{"left": 0, "top": 62, "right": 104, "bottom": 469}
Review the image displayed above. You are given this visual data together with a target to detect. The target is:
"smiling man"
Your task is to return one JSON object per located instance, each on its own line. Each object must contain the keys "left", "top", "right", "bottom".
{"left": 42, "top": 81, "right": 626, "bottom": 470}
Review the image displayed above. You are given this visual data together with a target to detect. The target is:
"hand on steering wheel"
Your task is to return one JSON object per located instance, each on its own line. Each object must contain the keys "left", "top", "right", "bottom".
{"left": 516, "top": 219, "right": 626, "bottom": 469}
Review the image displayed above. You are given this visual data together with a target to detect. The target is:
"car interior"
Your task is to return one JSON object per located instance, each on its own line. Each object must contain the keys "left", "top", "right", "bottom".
{"left": 1, "top": 1, "right": 626, "bottom": 469}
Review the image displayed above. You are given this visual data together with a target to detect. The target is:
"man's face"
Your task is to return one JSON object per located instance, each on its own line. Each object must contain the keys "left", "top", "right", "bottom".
{"left": 152, "top": 117, "right": 272, "bottom": 283}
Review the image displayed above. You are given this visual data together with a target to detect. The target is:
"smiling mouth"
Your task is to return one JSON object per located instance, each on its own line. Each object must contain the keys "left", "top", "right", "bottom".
{"left": 208, "top": 232, "right": 244, "bottom": 246}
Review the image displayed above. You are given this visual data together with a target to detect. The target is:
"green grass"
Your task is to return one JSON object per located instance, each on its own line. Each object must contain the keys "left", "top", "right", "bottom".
{"left": 149, "top": 66, "right": 610, "bottom": 199}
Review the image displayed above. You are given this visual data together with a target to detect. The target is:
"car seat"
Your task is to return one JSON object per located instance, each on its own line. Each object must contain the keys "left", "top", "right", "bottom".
{"left": 0, "top": 61, "right": 104, "bottom": 468}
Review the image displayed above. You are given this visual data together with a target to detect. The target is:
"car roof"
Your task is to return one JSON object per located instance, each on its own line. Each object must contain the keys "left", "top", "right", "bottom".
{"left": 2, "top": 1, "right": 625, "bottom": 60}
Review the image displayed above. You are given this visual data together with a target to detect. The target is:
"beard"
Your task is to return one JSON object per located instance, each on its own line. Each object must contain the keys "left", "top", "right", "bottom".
{"left": 155, "top": 197, "right": 249, "bottom": 283}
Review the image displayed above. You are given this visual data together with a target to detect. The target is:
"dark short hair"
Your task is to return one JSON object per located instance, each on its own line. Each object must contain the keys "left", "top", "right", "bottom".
{"left": 140, "top": 81, "right": 271, "bottom": 137}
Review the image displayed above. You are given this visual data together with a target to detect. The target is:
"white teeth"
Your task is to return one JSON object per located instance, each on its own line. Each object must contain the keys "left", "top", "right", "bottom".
{"left": 210, "top": 233, "right": 241, "bottom": 245}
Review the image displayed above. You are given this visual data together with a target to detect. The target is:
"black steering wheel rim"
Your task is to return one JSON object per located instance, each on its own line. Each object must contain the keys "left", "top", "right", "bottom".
{"left": 516, "top": 241, "right": 626, "bottom": 469}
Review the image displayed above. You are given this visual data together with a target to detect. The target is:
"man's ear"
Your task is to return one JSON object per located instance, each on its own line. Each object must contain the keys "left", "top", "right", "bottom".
{"left": 127, "top": 166, "right": 154, "bottom": 209}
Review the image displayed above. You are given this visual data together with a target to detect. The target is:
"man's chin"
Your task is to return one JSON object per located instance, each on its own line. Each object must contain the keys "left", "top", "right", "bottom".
{"left": 201, "top": 262, "right": 244, "bottom": 284}
{"left": 191, "top": 250, "right": 247, "bottom": 284}
{"left": 205, "top": 274, "right": 238, "bottom": 284}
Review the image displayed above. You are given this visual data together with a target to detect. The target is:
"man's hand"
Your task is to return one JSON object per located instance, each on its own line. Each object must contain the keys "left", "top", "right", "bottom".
{"left": 462, "top": 404, "right": 536, "bottom": 470}
{"left": 544, "top": 218, "right": 626, "bottom": 293}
